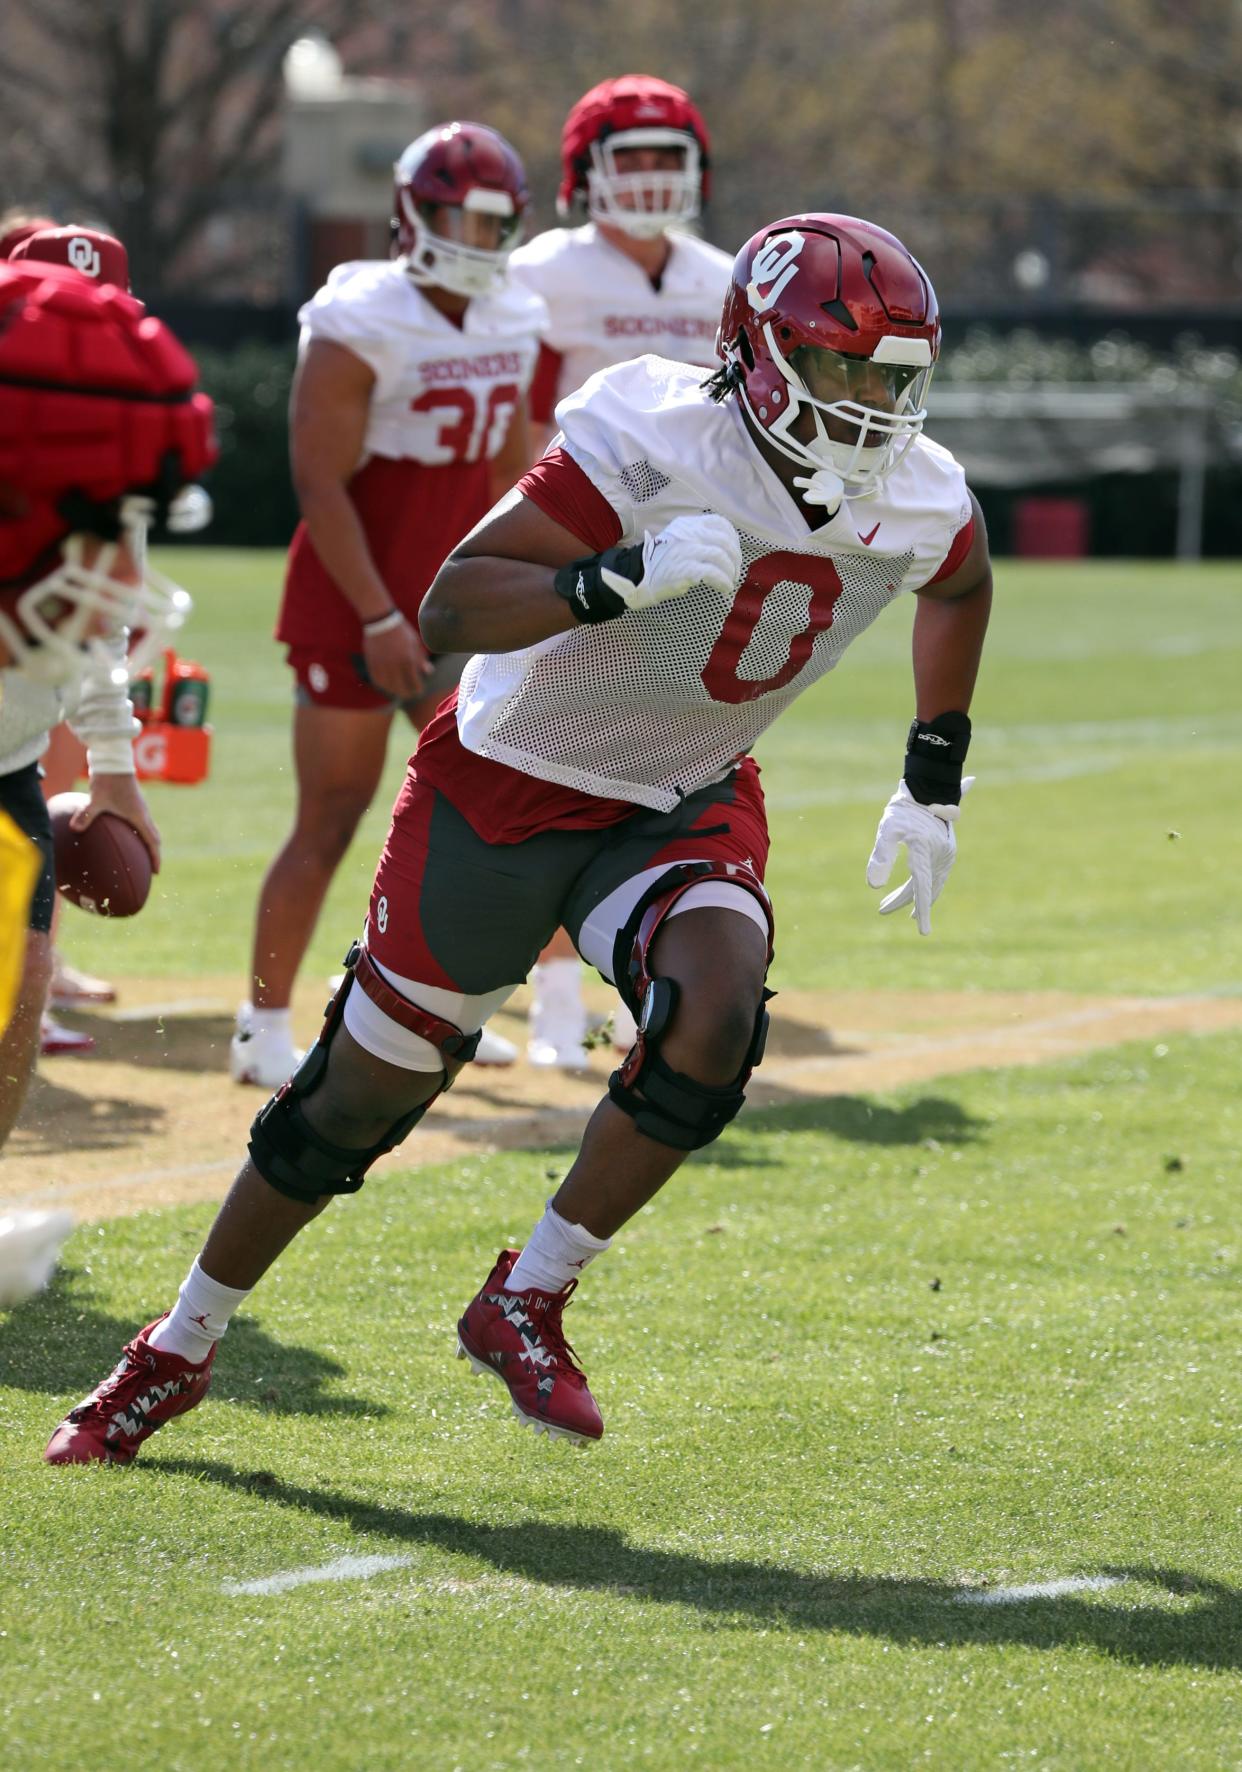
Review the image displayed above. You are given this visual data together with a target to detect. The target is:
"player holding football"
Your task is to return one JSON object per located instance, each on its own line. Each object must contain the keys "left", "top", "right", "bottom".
{"left": 46, "top": 213, "right": 991, "bottom": 1464}
{"left": 0, "top": 259, "right": 216, "bottom": 1151}
{"left": 508, "top": 74, "right": 732, "bottom": 1066}
{"left": 5, "top": 223, "right": 143, "bottom": 1052}
{"left": 231, "top": 122, "right": 547, "bottom": 1091}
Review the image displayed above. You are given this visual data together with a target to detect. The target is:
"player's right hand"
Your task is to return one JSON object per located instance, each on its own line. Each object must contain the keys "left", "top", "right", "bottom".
{"left": 600, "top": 513, "right": 742, "bottom": 612}
{"left": 362, "top": 615, "right": 433, "bottom": 702}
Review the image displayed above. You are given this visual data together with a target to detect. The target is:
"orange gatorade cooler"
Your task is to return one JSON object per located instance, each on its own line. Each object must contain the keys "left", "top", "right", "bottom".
{"left": 131, "top": 649, "right": 212, "bottom": 784}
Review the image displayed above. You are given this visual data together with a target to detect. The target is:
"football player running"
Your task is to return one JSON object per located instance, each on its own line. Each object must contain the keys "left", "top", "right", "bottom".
{"left": 46, "top": 214, "right": 991, "bottom": 1465}
{"left": 231, "top": 122, "right": 546, "bottom": 1091}
{"left": 0, "top": 259, "right": 215, "bottom": 1156}
{"left": 509, "top": 74, "right": 732, "bottom": 1067}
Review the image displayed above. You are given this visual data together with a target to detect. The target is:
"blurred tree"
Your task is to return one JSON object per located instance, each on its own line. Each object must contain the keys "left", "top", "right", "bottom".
{"left": 1, "top": 0, "right": 1234, "bottom": 305}
{"left": 0, "top": 0, "right": 362, "bottom": 295}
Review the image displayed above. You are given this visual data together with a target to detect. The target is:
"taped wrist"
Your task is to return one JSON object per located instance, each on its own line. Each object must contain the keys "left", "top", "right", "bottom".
{"left": 553, "top": 543, "right": 644, "bottom": 622}
{"left": 904, "top": 710, "right": 971, "bottom": 805}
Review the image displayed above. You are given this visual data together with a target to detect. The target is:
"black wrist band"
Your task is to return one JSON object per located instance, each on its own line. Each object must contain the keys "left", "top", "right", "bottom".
{"left": 903, "top": 710, "right": 972, "bottom": 805}
{"left": 553, "top": 543, "right": 644, "bottom": 623}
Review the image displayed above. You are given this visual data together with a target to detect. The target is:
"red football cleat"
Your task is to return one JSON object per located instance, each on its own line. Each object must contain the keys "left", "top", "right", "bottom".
{"left": 43, "top": 1317, "right": 215, "bottom": 1465}
{"left": 457, "top": 1249, "right": 603, "bottom": 1444}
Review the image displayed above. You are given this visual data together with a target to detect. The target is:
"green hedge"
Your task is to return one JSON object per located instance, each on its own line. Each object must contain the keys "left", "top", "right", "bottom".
{"left": 191, "top": 344, "right": 300, "bottom": 548}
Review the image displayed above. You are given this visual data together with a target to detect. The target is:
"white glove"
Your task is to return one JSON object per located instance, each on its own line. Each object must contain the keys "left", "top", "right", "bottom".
{"left": 599, "top": 513, "right": 741, "bottom": 613}
{"left": 791, "top": 468, "right": 845, "bottom": 518}
{"left": 866, "top": 778, "right": 974, "bottom": 936}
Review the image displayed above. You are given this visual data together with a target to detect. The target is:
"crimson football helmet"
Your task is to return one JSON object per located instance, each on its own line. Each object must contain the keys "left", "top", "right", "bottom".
{"left": 11, "top": 225, "right": 131, "bottom": 291}
{"left": 717, "top": 214, "right": 941, "bottom": 495}
{"left": 392, "top": 122, "right": 528, "bottom": 300}
{"left": 0, "top": 261, "right": 216, "bottom": 687}
{"left": 558, "top": 75, "right": 711, "bottom": 239}
{"left": 0, "top": 214, "right": 58, "bottom": 261}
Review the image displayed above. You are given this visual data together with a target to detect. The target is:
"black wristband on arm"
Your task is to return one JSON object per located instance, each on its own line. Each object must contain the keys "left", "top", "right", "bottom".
{"left": 553, "top": 543, "right": 645, "bottom": 623}
{"left": 903, "top": 710, "right": 972, "bottom": 806}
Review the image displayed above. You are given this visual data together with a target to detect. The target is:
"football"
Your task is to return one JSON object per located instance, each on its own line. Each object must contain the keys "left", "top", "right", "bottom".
{"left": 47, "top": 791, "right": 153, "bottom": 917}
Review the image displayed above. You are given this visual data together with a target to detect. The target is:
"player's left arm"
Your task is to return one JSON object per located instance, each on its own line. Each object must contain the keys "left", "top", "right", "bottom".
{"left": 909, "top": 489, "right": 993, "bottom": 726}
{"left": 865, "top": 490, "right": 991, "bottom": 935}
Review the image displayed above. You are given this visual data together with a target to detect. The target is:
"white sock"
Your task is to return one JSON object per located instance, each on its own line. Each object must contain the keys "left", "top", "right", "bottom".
{"left": 506, "top": 1202, "right": 611, "bottom": 1294}
{"left": 147, "top": 1259, "right": 252, "bottom": 1363}
{"left": 531, "top": 958, "right": 584, "bottom": 1016}
{"left": 249, "top": 1006, "right": 292, "bottom": 1042}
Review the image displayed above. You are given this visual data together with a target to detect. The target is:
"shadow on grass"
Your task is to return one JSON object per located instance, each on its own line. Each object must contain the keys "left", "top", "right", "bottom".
{"left": 35, "top": 1010, "right": 237, "bottom": 1076}
{"left": 0, "top": 1265, "right": 387, "bottom": 1419}
{"left": 11, "top": 1072, "right": 167, "bottom": 1156}
{"left": 155, "top": 1458, "right": 1240, "bottom": 1672}
{"left": 721, "top": 1091, "right": 988, "bottom": 1156}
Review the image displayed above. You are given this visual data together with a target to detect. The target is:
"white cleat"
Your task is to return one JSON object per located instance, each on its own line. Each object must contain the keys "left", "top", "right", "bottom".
{"left": 0, "top": 1209, "right": 74, "bottom": 1308}
{"left": 527, "top": 1032, "right": 590, "bottom": 1070}
{"left": 229, "top": 1004, "right": 303, "bottom": 1089}
{"left": 473, "top": 1025, "right": 518, "bottom": 1067}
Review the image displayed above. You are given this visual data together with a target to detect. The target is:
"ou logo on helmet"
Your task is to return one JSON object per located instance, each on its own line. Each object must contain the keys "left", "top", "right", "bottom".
{"left": 67, "top": 235, "right": 102, "bottom": 278}
{"left": 746, "top": 230, "right": 805, "bottom": 311}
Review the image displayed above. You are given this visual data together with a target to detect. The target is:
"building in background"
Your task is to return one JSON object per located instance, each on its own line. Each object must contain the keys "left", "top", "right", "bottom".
{"left": 282, "top": 34, "right": 424, "bottom": 300}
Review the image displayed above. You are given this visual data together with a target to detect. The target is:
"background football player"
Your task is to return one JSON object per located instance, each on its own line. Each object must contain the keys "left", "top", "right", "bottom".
{"left": 508, "top": 74, "right": 732, "bottom": 1068}
{"left": 231, "top": 121, "right": 547, "bottom": 1090}
{"left": 47, "top": 213, "right": 992, "bottom": 1466}
{"left": 0, "top": 260, "right": 216, "bottom": 1160}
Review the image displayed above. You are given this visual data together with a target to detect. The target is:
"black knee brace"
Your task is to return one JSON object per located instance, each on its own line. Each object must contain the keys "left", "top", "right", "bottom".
{"left": 607, "top": 985, "right": 771, "bottom": 1150}
{"left": 248, "top": 942, "right": 480, "bottom": 1205}
{"left": 606, "top": 862, "right": 774, "bottom": 1152}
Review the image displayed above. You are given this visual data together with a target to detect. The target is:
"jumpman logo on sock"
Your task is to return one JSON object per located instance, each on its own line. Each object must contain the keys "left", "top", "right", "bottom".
{"left": 189, "top": 1312, "right": 213, "bottom": 1331}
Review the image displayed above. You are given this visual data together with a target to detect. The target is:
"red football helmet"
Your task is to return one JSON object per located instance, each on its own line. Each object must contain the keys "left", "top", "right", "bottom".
{"left": 717, "top": 214, "right": 941, "bottom": 495}
{"left": 0, "top": 214, "right": 58, "bottom": 261}
{"left": 0, "top": 261, "right": 217, "bottom": 687}
{"left": 11, "top": 225, "right": 131, "bottom": 291}
{"left": 558, "top": 75, "right": 711, "bottom": 239}
{"left": 392, "top": 122, "right": 529, "bottom": 299}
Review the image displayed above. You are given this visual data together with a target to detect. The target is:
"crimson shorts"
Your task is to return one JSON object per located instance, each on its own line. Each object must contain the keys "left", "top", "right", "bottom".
{"left": 288, "top": 645, "right": 468, "bottom": 713}
{"left": 364, "top": 763, "right": 771, "bottom": 997}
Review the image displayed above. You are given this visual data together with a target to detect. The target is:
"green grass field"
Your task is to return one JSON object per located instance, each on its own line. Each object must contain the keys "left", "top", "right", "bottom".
{"left": 3, "top": 555, "right": 1241, "bottom": 1769}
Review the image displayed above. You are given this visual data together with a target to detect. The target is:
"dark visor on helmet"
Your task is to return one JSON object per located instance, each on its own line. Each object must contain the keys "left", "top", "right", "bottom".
{"left": 787, "top": 343, "right": 923, "bottom": 410}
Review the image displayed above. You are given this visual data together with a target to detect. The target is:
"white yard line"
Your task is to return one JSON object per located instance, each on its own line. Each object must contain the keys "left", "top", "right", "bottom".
{"left": 777, "top": 995, "right": 1241, "bottom": 1073}
{"left": 954, "top": 1575, "right": 1124, "bottom": 1605}
{"left": 222, "top": 1553, "right": 414, "bottom": 1597}
{"left": 222, "top": 1559, "right": 1128, "bottom": 1605}
{"left": 0, "top": 1158, "right": 236, "bottom": 1210}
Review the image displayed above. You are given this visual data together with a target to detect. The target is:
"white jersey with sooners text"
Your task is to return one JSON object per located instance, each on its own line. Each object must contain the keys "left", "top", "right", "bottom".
{"left": 508, "top": 225, "right": 730, "bottom": 404}
{"left": 298, "top": 259, "right": 546, "bottom": 466}
{"left": 456, "top": 356, "right": 971, "bottom": 811}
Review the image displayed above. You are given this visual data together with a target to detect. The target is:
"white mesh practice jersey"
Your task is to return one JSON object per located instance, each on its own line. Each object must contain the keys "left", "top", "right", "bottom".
{"left": 456, "top": 356, "right": 972, "bottom": 811}
{"left": 298, "top": 260, "right": 547, "bottom": 466}
{"left": 508, "top": 225, "right": 730, "bottom": 404}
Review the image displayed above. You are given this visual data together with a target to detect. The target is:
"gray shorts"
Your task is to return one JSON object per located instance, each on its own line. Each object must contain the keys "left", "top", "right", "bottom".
{"left": 342, "top": 766, "right": 772, "bottom": 1070}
